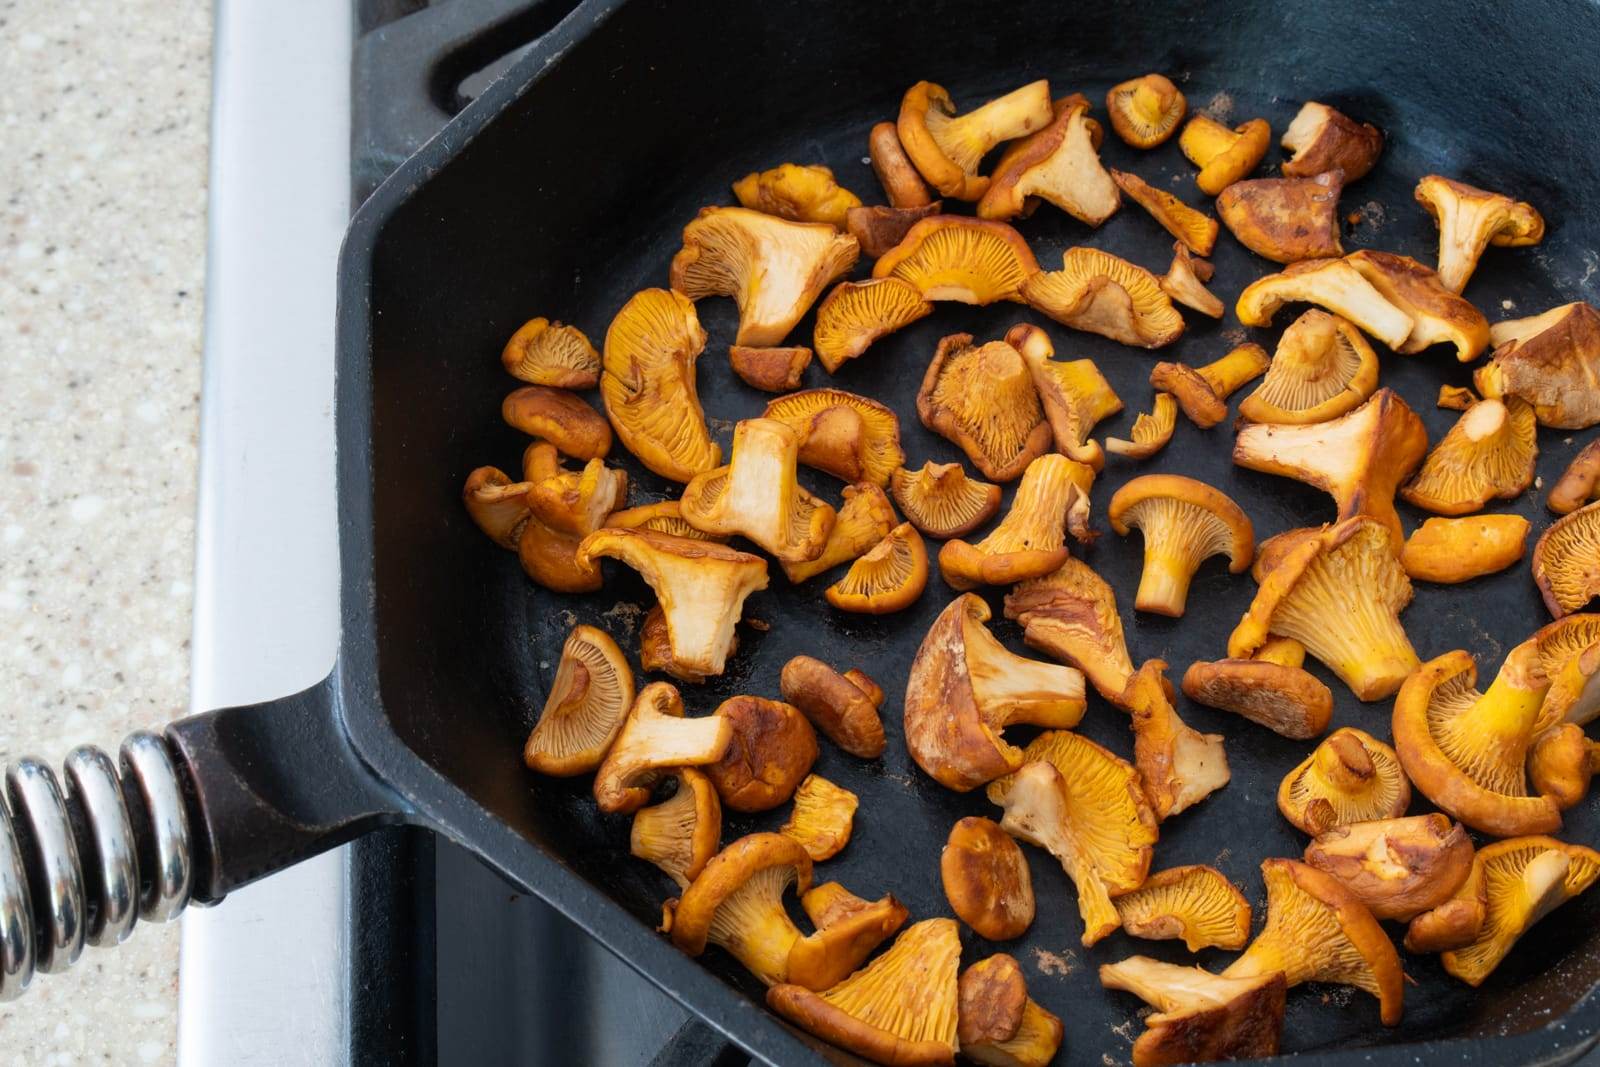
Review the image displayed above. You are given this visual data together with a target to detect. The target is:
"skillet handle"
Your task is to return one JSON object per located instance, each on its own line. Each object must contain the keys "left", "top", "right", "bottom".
{"left": 0, "top": 674, "right": 410, "bottom": 1002}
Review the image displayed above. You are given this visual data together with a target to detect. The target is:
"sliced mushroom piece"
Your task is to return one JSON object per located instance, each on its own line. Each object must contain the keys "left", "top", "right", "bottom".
{"left": 898, "top": 79, "right": 1054, "bottom": 200}
{"left": 523, "top": 624, "right": 636, "bottom": 776}
{"left": 826, "top": 522, "right": 929, "bottom": 614}
{"left": 705, "top": 695, "right": 818, "bottom": 813}
{"left": 988, "top": 746, "right": 1158, "bottom": 946}
{"left": 1439, "top": 836, "right": 1600, "bottom": 986}
{"left": 728, "top": 344, "right": 811, "bottom": 393}
{"left": 1112, "top": 169, "right": 1217, "bottom": 254}
{"left": 1233, "top": 388, "right": 1427, "bottom": 547}
{"left": 1003, "top": 556, "right": 1135, "bottom": 707}
{"left": 1550, "top": 440, "right": 1600, "bottom": 514}
{"left": 779, "top": 774, "right": 858, "bottom": 861}
{"left": 680, "top": 418, "right": 837, "bottom": 563}
{"left": 767, "top": 918, "right": 960, "bottom": 1066}
{"left": 1150, "top": 344, "right": 1270, "bottom": 429}
{"left": 867, "top": 121, "right": 934, "bottom": 208}
{"left": 1181, "top": 658, "right": 1333, "bottom": 740}
{"left": 1345, "top": 249, "right": 1489, "bottom": 361}
{"left": 601, "top": 288, "right": 721, "bottom": 482}
{"left": 1216, "top": 170, "right": 1344, "bottom": 264}
{"left": 1108, "top": 475, "right": 1254, "bottom": 617}
{"left": 1529, "top": 724, "right": 1600, "bottom": 809}
{"left": 501, "top": 318, "right": 600, "bottom": 388}
{"left": 1106, "top": 73, "right": 1187, "bottom": 148}
{"left": 592, "top": 682, "right": 733, "bottom": 814}
{"left": 1278, "top": 727, "right": 1410, "bottom": 835}
{"left": 1159, "top": 243, "right": 1223, "bottom": 317}
{"left": 811, "top": 278, "right": 935, "bottom": 374}
{"left": 1402, "top": 398, "right": 1536, "bottom": 515}
{"left": 1415, "top": 175, "right": 1544, "bottom": 294}
{"left": 1235, "top": 258, "right": 1414, "bottom": 349}
{"left": 575, "top": 528, "right": 768, "bottom": 680}
{"left": 731, "top": 163, "right": 861, "bottom": 228}
{"left": 1179, "top": 115, "right": 1271, "bottom": 195}
{"left": 780, "top": 483, "right": 896, "bottom": 584}
{"left": 942, "top": 817, "right": 1035, "bottom": 941}
{"left": 844, "top": 201, "right": 943, "bottom": 259}
{"left": 1393, "top": 645, "right": 1564, "bottom": 836}
{"left": 1303, "top": 814, "right": 1474, "bottom": 921}
{"left": 1238, "top": 308, "right": 1379, "bottom": 424}
{"left": 1122, "top": 660, "right": 1230, "bottom": 820}
{"left": 1008, "top": 323, "right": 1121, "bottom": 469}
{"left": 1281, "top": 101, "right": 1383, "bottom": 181}
{"left": 940, "top": 454, "right": 1087, "bottom": 591}
{"left": 873, "top": 215, "right": 1041, "bottom": 304}
{"left": 1113, "top": 865, "right": 1252, "bottom": 952}
{"left": 463, "top": 466, "right": 533, "bottom": 550}
{"left": 905, "top": 595, "right": 1086, "bottom": 791}
{"left": 1477, "top": 302, "right": 1600, "bottom": 429}
{"left": 958, "top": 955, "right": 1064, "bottom": 1067}
{"left": 502, "top": 385, "right": 613, "bottom": 459}
{"left": 630, "top": 768, "right": 721, "bottom": 889}
{"left": 1534, "top": 500, "right": 1600, "bottom": 617}
{"left": 890, "top": 461, "right": 1001, "bottom": 539}
{"left": 1023, "top": 246, "right": 1185, "bottom": 349}
{"left": 916, "top": 332, "right": 1052, "bottom": 481}
{"left": 1400, "top": 514, "right": 1530, "bottom": 584}
{"left": 606, "top": 500, "right": 723, "bottom": 542}
{"left": 1223, "top": 858, "right": 1404, "bottom": 1025}
{"left": 1105, "top": 393, "right": 1179, "bottom": 459}
{"left": 671, "top": 206, "right": 858, "bottom": 347}
{"left": 978, "top": 98, "right": 1119, "bottom": 225}
{"left": 762, "top": 388, "right": 904, "bottom": 487}
{"left": 778, "top": 655, "right": 886, "bottom": 759}
{"left": 1099, "top": 957, "right": 1286, "bottom": 1067}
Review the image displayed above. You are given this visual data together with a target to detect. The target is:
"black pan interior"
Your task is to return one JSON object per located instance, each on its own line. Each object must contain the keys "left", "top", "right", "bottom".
{"left": 363, "top": 0, "right": 1600, "bottom": 1060}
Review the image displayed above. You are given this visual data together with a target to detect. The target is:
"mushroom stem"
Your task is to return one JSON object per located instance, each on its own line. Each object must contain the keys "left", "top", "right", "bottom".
{"left": 1439, "top": 641, "right": 1549, "bottom": 774}
{"left": 1135, "top": 545, "right": 1198, "bottom": 617}
{"left": 1198, "top": 344, "right": 1271, "bottom": 398}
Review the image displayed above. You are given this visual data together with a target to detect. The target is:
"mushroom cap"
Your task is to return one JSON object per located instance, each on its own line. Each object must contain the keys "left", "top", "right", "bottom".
{"left": 1392, "top": 647, "right": 1564, "bottom": 836}
{"left": 523, "top": 624, "right": 636, "bottom": 776}
{"left": 575, "top": 527, "right": 768, "bottom": 680}
{"left": 1232, "top": 388, "right": 1428, "bottom": 549}
{"left": 501, "top": 317, "right": 600, "bottom": 389}
{"left": 891, "top": 461, "right": 1002, "bottom": 539}
{"left": 1239, "top": 308, "right": 1380, "bottom": 424}
{"left": 762, "top": 388, "right": 905, "bottom": 487}
{"left": 705, "top": 695, "right": 818, "bottom": 813}
{"left": 1004, "top": 556, "right": 1135, "bottom": 708}
{"left": 1479, "top": 302, "right": 1600, "bottom": 429}
{"left": 978, "top": 98, "right": 1119, "bottom": 226}
{"left": 941, "top": 816, "right": 1036, "bottom": 941}
{"left": 1022, "top": 247, "right": 1185, "bottom": 349}
{"left": 1009, "top": 323, "right": 1122, "bottom": 469}
{"left": 845, "top": 201, "right": 945, "bottom": 260}
{"left": 1121, "top": 660, "right": 1231, "bottom": 820}
{"left": 905, "top": 595, "right": 1086, "bottom": 791}
{"left": 1345, "top": 249, "right": 1489, "bottom": 361}
{"left": 670, "top": 206, "right": 859, "bottom": 347}
{"left": 1107, "top": 74, "right": 1187, "bottom": 148}
{"left": 1401, "top": 397, "right": 1536, "bottom": 515}
{"left": 781, "top": 482, "right": 897, "bottom": 585}
{"left": 867, "top": 120, "right": 934, "bottom": 209}
{"left": 1216, "top": 170, "right": 1345, "bottom": 264}
{"left": 731, "top": 163, "right": 861, "bottom": 228}
{"left": 1224, "top": 858, "right": 1404, "bottom": 1025}
{"left": 826, "top": 521, "right": 929, "bottom": 614}
{"left": 1100, "top": 957, "right": 1286, "bottom": 1067}
{"left": 1277, "top": 727, "right": 1410, "bottom": 834}
{"left": 787, "top": 884, "right": 912, "bottom": 994}
{"left": 600, "top": 288, "right": 721, "bottom": 482}
{"left": 1401, "top": 514, "right": 1530, "bottom": 585}
{"left": 592, "top": 682, "right": 734, "bottom": 815}
{"left": 1108, "top": 474, "right": 1254, "bottom": 618}
{"left": 605, "top": 499, "right": 724, "bottom": 543}
{"left": 669, "top": 832, "right": 813, "bottom": 983}
{"left": 1281, "top": 101, "right": 1384, "bottom": 182}
{"left": 1149, "top": 361, "right": 1228, "bottom": 428}
{"left": 768, "top": 918, "right": 961, "bottom": 1067}
{"left": 1415, "top": 175, "right": 1544, "bottom": 294}
{"left": 1179, "top": 115, "right": 1271, "bottom": 196}
{"left": 1440, "top": 836, "right": 1600, "bottom": 986}
{"left": 939, "top": 453, "right": 1085, "bottom": 591}
{"left": 897, "top": 80, "right": 1054, "bottom": 201}
{"left": 501, "top": 385, "right": 613, "bottom": 460}
{"left": 463, "top": 466, "right": 532, "bottom": 550}
{"left": 812, "top": 277, "right": 934, "bottom": 374}
{"left": 1111, "top": 169, "right": 1217, "bottom": 256}
{"left": 629, "top": 768, "right": 722, "bottom": 889}
{"left": 728, "top": 344, "right": 811, "bottom": 393}
{"left": 1548, "top": 438, "right": 1600, "bottom": 515}
{"left": 680, "top": 417, "right": 838, "bottom": 563}
{"left": 1180, "top": 658, "right": 1333, "bottom": 740}
{"left": 1535, "top": 499, "right": 1600, "bottom": 618}
{"left": 873, "top": 215, "right": 1040, "bottom": 304}
{"left": 1112, "top": 865, "right": 1252, "bottom": 952}
{"left": 1105, "top": 392, "right": 1179, "bottom": 458}
{"left": 956, "top": 954, "right": 1028, "bottom": 1047}
{"left": 779, "top": 774, "right": 858, "bottom": 861}
{"left": 517, "top": 515, "right": 605, "bottom": 593}
{"left": 916, "top": 332, "right": 1052, "bottom": 482}
{"left": 1235, "top": 257, "right": 1414, "bottom": 349}
{"left": 524, "top": 454, "right": 628, "bottom": 538}
{"left": 1303, "top": 813, "right": 1475, "bottom": 921}
{"left": 1160, "top": 243, "right": 1224, "bottom": 318}
{"left": 778, "top": 655, "right": 887, "bottom": 759}
{"left": 1528, "top": 723, "right": 1600, "bottom": 809}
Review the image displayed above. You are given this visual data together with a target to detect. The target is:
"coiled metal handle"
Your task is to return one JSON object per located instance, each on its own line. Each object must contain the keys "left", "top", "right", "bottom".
{"left": 0, "top": 732, "right": 193, "bottom": 1000}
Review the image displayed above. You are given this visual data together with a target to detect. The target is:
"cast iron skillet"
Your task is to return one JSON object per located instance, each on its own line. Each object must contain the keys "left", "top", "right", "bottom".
{"left": 12, "top": 1, "right": 1600, "bottom": 1063}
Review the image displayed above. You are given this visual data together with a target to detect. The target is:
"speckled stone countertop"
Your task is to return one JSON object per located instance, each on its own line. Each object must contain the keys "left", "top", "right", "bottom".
{"left": 0, "top": 1, "right": 209, "bottom": 1062}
